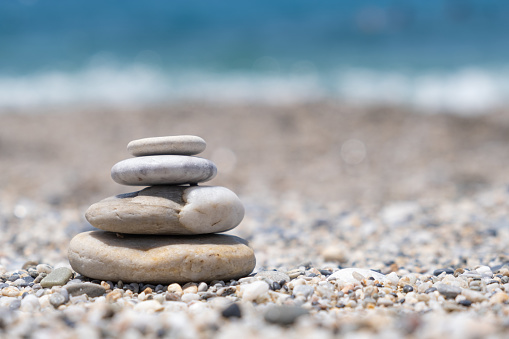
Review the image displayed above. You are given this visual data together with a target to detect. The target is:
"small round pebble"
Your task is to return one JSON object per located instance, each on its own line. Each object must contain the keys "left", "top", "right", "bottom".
{"left": 49, "top": 293, "right": 66, "bottom": 308}
{"left": 221, "top": 303, "right": 242, "bottom": 318}
{"left": 459, "top": 299, "right": 472, "bottom": 307}
{"left": 402, "top": 285, "right": 413, "bottom": 293}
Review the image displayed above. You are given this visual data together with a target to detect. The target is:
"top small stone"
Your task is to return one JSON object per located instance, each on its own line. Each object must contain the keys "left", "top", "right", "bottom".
{"left": 127, "top": 135, "right": 206, "bottom": 157}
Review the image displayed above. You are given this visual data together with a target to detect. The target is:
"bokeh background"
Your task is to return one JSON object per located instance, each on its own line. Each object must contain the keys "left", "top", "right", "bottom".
{"left": 1, "top": 0, "right": 509, "bottom": 207}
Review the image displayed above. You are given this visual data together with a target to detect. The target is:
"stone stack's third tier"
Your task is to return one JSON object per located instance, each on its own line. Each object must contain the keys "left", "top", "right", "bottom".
{"left": 68, "top": 135, "right": 256, "bottom": 284}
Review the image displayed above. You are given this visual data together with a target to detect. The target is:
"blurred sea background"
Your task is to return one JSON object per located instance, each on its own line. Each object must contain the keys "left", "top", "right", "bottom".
{"left": 2, "top": 0, "right": 509, "bottom": 114}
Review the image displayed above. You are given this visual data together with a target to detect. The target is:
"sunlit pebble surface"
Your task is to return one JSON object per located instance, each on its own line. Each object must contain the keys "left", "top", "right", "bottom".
{"left": 1, "top": 187, "right": 509, "bottom": 338}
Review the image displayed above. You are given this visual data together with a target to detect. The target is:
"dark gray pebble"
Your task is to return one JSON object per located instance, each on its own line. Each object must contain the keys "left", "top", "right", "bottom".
{"left": 318, "top": 269, "right": 332, "bottom": 276}
{"left": 15, "top": 281, "right": 30, "bottom": 288}
{"left": 459, "top": 299, "right": 472, "bottom": 307}
{"left": 425, "top": 287, "right": 437, "bottom": 294}
{"left": 8, "top": 274, "right": 20, "bottom": 282}
{"left": 433, "top": 268, "right": 454, "bottom": 276}
{"left": 0, "top": 283, "right": 9, "bottom": 289}
{"left": 131, "top": 283, "right": 140, "bottom": 294}
{"left": 221, "top": 303, "right": 242, "bottom": 318}
{"left": 65, "top": 283, "right": 106, "bottom": 297}
{"left": 403, "top": 285, "right": 413, "bottom": 293}
{"left": 264, "top": 305, "right": 308, "bottom": 325}
{"left": 22, "top": 276, "right": 34, "bottom": 283}
{"left": 272, "top": 282, "right": 281, "bottom": 290}
{"left": 437, "top": 284, "right": 461, "bottom": 299}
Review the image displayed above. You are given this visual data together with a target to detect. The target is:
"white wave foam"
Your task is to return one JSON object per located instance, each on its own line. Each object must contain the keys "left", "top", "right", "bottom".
{"left": 335, "top": 67, "right": 508, "bottom": 114}
{"left": 0, "top": 65, "right": 508, "bottom": 114}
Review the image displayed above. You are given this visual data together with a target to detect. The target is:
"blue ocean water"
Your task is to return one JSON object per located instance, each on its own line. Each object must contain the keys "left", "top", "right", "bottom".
{"left": 1, "top": 0, "right": 509, "bottom": 112}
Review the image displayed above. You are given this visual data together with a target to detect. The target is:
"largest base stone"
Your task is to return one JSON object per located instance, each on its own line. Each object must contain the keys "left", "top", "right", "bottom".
{"left": 68, "top": 231, "right": 256, "bottom": 284}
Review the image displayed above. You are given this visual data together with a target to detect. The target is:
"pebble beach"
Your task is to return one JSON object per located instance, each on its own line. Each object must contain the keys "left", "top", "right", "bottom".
{"left": 1, "top": 101, "right": 509, "bottom": 338}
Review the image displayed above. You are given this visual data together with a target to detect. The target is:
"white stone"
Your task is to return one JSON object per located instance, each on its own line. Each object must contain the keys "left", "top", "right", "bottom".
{"left": 85, "top": 185, "right": 244, "bottom": 235}
{"left": 68, "top": 231, "right": 256, "bottom": 284}
{"left": 181, "top": 293, "right": 201, "bottom": 302}
{"left": 462, "top": 289, "right": 487, "bottom": 302}
{"left": 385, "top": 272, "right": 400, "bottom": 285}
{"left": 39, "top": 295, "right": 51, "bottom": 309}
{"left": 242, "top": 281, "right": 269, "bottom": 302}
{"left": 111, "top": 155, "right": 216, "bottom": 186}
{"left": 133, "top": 300, "right": 163, "bottom": 313}
{"left": 127, "top": 136, "right": 206, "bottom": 157}
{"left": 327, "top": 268, "right": 385, "bottom": 283}
{"left": 292, "top": 285, "right": 314, "bottom": 299}
{"left": 475, "top": 265, "right": 493, "bottom": 277}
{"left": 20, "top": 294, "right": 40, "bottom": 312}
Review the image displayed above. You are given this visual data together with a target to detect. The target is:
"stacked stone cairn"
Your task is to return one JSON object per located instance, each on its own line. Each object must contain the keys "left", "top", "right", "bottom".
{"left": 68, "top": 135, "right": 256, "bottom": 284}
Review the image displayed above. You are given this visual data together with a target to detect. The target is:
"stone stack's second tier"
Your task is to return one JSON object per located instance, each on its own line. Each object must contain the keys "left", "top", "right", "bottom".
{"left": 68, "top": 135, "right": 256, "bottom": 284}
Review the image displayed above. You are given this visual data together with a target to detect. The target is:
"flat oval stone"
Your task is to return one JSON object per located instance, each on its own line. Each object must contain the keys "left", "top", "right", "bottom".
{"left": 85, "top": 185, "right": 244, "bottom": 235}
{"left": 127, "top": 135, "right": 206, "bottom": 157}
{"left": 68, "top": 231, "right": 256, "bottom": 284}
{"left": 111, "top": 155, "right": 217, "bottom": 186}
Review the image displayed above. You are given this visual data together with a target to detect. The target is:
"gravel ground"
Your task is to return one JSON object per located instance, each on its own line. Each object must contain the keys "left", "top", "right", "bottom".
{"left": 1, "top": 101, "right": 509, "bottom": 338}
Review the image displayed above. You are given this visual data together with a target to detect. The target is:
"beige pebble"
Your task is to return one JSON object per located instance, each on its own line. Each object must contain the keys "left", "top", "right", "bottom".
{"left": 167, "top": 284, "right": 183, "bottom": 296}
{"left": 490, "top": 292, "right": 509, "bottom": 304}
{"left": 462, "top": 289, "right": 487, "bottom": 302}
{"left": 181, "top": 293, "right": 200, "bottom": 303}
{"left": 321, "top": 246, "right": 347, "bottom": 262}
{"left": 106, "top": 290, "right": 122, "bottom": 303}
{"left": 39, "top": 295, "right": 51, "bottom": 308}
{"left": 182, "top": 283, "right": 198, "bottom": 294}
{"left": 2, "top": 287, "right": 20, "bottom": 297}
